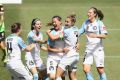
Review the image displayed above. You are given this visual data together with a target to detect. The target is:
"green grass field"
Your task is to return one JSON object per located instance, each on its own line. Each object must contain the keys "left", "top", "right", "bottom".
{"left": 0, "top": 0, "right": 120, "bottom": 80}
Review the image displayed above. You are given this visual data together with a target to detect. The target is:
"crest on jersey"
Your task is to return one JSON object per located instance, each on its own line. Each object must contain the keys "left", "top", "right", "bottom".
{"left": 49, "top": 66, "right": 54, "bottom": 71}
{"left": 93, "top": 26, "right": 97, "bottom": 30}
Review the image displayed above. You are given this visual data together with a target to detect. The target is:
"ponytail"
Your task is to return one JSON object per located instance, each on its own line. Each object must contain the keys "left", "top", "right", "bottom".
{"left": 90, "top": 7, "right": 104, "bottom": 20}
{"left": 97, "top": 9, "right": 104, "bottom": 20}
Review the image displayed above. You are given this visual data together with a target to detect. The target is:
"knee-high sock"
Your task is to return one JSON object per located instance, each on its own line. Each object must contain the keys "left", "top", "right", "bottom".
{"left": 86, "top": 72, "right": 94, "bottom": 80}
{"left": 100, "top": 73, "right": 107, "bottom": 80}
{"left": 33, "top": 73, "right": 38, "bottom": 80}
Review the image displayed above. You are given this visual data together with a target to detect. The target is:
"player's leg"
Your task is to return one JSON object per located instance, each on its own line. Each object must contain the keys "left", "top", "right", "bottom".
{"left": 67, "top": 55, "right": 79, "bottom": 80}
{"left": 25, "top": 52, "right": 38, "bottom": 80}
{"left": 83, "top": 50, "right": 94, "bottom": 80}
{"left": 56, "top": 54, "right": 79, "bottom": 80}
{"left": 35, "top": 58, "right": 48, "bottom": 80}
{"left": 7, "top": 62, "right": 33, "bottom": 80}
{"left": 94, "top": 47, "right": 107, "bottom": 80}
{"left": 47, "top": 58, "right": 58, "bottom": 80}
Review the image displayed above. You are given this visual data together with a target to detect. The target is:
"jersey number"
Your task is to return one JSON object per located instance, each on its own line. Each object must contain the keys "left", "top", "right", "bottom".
{"left": 7, "top": 42, "right": 13, "bottom": 54}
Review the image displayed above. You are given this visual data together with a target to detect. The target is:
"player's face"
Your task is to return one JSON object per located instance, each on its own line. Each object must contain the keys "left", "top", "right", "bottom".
{"left": 87, "top": 9, "right": 96, "bottom": 21}
{"left": 52, "top": 18, "right": 61, "bottom": 30}
{"left": 34, "top": 21, "right": 42, "bottom": 31}
{"left": 65, "top": 18, "right": 72, "bottom": 27}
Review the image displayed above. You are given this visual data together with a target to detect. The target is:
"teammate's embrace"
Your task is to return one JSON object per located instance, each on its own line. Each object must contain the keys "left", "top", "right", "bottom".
{"left": 46, "top": 16, "right": 65, "bottom": 80}
{"left": 47, "top": 14, "right": 80, "bottom": 80}
{"left": 5, "top": 23, "right": 35, "bottom": 80}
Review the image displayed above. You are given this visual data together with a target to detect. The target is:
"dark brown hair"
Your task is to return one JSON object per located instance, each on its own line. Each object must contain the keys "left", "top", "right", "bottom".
{"left": 11, "top": 23, "right": 21, "bottom": 33}
{"left": 90, "top": 7, "right": 104, "bottom": 20}
{"left": 46, "top": 15, "right": 62, "bottom": 26}
{"left": 31, "top": 18, "right": 40, "bottom": 30}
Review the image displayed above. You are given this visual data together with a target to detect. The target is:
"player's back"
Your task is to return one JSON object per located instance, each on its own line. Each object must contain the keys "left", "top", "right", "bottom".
{"left": 6, "top": 34, "right": 22, "bottom": 61}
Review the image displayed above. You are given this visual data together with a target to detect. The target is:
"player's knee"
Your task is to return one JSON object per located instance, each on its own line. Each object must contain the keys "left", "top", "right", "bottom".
{"left": 49, "top": 74, "right": 56, "bottom": 80}
{"left": 97, "top": 67, "right": 104, "bottom": 74}
{"left": 83, "top": 64, "right": 91, "bottom": 72}
{"left": 83, "top": 67, "right": 91, "bottom": 72}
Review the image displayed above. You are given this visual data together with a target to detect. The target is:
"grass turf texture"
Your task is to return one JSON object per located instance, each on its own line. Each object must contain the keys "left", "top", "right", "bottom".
{"left": 0, "top": 0, "right": 120, "bottom": 80}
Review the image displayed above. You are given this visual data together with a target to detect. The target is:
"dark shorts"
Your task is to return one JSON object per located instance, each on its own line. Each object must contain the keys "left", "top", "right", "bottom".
{"left": 0, "top": 31, "right": 5, "bottom": 41}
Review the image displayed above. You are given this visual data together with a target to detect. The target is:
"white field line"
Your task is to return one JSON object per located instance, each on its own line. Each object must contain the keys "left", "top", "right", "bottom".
{"left": 41, "top": 56, "right": 120, "bottom": 59}
{"left": 5, "top": 29, "right": 120, "bottom": 32}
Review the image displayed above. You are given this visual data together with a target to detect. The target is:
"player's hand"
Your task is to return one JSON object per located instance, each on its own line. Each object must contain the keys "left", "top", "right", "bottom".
{"left": 39, "top": 40, "right": 47, "bottom": 44}
{"left": 46, "top": 29, "right": 51, "bottom": 34}
{"left": 63, "top": 47, "right": 69, "bottom": 54}
{"left": 29, "top": 43, "right": 35, "bottom": 48}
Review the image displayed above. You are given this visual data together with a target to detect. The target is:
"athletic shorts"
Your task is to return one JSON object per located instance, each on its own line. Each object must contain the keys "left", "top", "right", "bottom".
{"left": 25, "top": 52, "right": 45, "bottom": 71}
{"left": 83, "top": 46, "right": 105, "bottom": 67}
{"left": 47, "top": 57, "right": 60, "bottom": 74}
{"left": 25, "top": 52, "right": 36, "bottom": 69}
{"left": 58, "top": 51, "right": 79, "bottom": 72}
{"left": 6, "top": 61, "right": 33, "bottom": 80}
{"left": 0, "top": 31, "right": 5, "bottom": 41}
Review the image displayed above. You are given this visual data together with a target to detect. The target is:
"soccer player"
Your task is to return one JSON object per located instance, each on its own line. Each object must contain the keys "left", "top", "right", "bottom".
{"left": 55, "top": 14, "right": 79, "bottom": 80}
{"left": 25, "top": 18, "right": 47, "bottom": 80}
{"left": 0, "top": 4, "right": 6, "bottom": 63}
{"left": 79, "top": 7, "right": 107, "bottom": 80}
{"left": 47, "top": 14, "right": 80, "bottom": 80}
{"left": 46, "top": 16, "right": 66, "bottom": 80}
{"left": 5, "top": 23, "right": 35, "bottom": 80}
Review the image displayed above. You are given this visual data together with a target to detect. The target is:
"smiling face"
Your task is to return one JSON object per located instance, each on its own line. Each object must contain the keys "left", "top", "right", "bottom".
{"left": 65, "top": 18, "right": 72, "bottom": 27}
{"left": 52, "top": 18, "right": 61, "bottom": 30}
{"left": 87, "top": 8, "right": 97, "bottom": 21}
{"left": 33, "top": 20, "right": 42, "bottom": 32}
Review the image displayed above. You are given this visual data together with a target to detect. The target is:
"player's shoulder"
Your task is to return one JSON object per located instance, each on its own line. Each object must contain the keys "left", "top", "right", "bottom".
{"left": 96, "top": 19, "right": 104, "bottom": 26}
{"left": 84, "top": 19, "right": 90, "bottom": 25}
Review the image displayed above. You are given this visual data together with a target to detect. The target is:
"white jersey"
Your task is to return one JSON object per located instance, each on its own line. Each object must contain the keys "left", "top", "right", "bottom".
{"left": 6, "top": 34, "right": 27, "bottom": 61}
{"left": 26, "top": 30, "right": 43, "bottom": 60}
{"left": 64, "top": 26, "right": 79, "bottom": 56}
{"left": 79, "top": 19, "right": 108, "bottom": 49}
{"left": 47, "top": 27, "right": 65, "bottom": 60}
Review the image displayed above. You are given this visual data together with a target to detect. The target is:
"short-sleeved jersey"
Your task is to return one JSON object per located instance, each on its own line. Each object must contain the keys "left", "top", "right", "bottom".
{"left": 0, "top": 22, "right": 5, "bottom": 32}
{"left": 26, "top": 30, "right": 43, "bottom": 59}
{"left": 64, "top": 26, "right": 79, "bottom": 49}
{"left": 6, "top": 34, "right": 27, "bottom": 61}
{"left": 79, "top": 19, "right": 107, "bottom": 44}
{"left": 47, "top": 26, "right": 65, "bottom": 60}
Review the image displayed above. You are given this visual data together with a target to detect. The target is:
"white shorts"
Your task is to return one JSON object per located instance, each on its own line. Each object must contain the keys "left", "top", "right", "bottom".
{"left": 83, "top": 46, "right": 104, "bottom": 67}
{"left": 6, "top": 61, "right": 33, "bottom": 80}
{"left": 34, "top": 58, "right": 46, "bottom": 71}
{"left": 47, "top": 57, "right": 60, "bottom": 74}
{"left": 25, "top": 52, "right": 45, "bottom": 71}
{"left": 58, "top": 51, "right": 79, "bottom": 72}
{"left": 25, "top": 52, "right": 36, "bottom": 69}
